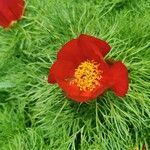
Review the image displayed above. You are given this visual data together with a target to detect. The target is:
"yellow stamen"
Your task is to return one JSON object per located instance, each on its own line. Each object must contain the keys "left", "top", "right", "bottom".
{"left": 71, "top": 60, "right": 102, "bottom": 91}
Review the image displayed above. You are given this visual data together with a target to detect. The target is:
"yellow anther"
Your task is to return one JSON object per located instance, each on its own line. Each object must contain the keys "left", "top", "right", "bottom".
{"left": 73, "top": 60, "right": 102, "bottom": 91}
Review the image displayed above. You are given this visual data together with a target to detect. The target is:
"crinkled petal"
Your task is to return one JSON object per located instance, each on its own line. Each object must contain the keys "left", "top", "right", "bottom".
{"left": 89, "top": 62, "right": 111, "bottom": 99}
{"left": 7, "top": 0, "right": 25, "bottom": 19}
{"left": 58, "top": 81, "right": 82, "bottom": 101}
{"left": 78, "top": 34, "right": 104, "bottom": 62}
{"left": 57, "top": 35, "right": 105, "bottom": 65}
{"left": 0, "top": 0, "right": 24, "bottom": 28}
{"left": 57, "top": 39, "right": 84, "bottom": 66}
{"left": 58, "top": 80, "right": 95, "bottom": 102}
{"left": 79, "top": 34, "right": 111, "bottom": 57}
{"left": 110, "top": 61, "right": 129, "bottom": 97}
{"left": 48, "top": 60, "right": 75, "bottom": 83}
{"left": 67, "top": 92, "right": 93, "bottom": 102}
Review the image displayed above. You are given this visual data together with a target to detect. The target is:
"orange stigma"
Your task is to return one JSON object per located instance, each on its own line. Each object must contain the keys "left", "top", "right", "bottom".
{"left": 71, "top": 60, "right": 102, "bottom": 91}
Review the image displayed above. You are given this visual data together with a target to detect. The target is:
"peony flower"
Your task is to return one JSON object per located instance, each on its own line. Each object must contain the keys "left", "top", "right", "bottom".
{"left": 48, "top": 34, "right": 128, "bottom": 102}
{"left": 0, "top": 0, "right": 25, "bottom": 28}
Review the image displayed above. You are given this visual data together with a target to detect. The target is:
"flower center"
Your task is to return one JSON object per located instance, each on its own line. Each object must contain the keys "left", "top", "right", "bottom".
{"left": 73, "top": 60, "right": 102, "bottom": 91}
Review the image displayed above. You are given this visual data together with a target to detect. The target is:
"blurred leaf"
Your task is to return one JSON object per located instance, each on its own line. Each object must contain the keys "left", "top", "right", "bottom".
{"left": 0, "top": 82, "right": 15, "bottom": 89}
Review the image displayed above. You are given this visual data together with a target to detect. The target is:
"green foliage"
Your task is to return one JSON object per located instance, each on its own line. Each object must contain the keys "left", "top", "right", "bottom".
{"left": 0, "top": 0, "right": 150, "bottom": 149}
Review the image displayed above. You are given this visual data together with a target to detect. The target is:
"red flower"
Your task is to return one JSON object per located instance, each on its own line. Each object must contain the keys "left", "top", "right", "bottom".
{"left": 0, "top": 0, "right": 25, "bottom": 28}
{"left": 48, "top": 34, "right": 128, "bottom": 102}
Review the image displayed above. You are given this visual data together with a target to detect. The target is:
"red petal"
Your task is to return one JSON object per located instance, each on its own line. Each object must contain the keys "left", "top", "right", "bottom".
{"left": 57, "top": 35, "right": 105, "bottom": 66}
{"left": 58, "top": 81, "right": 82, "bottom": 101}
{"left": 52, "top": 52, "right": 110, "bottom": 102}
{"left": 78, "top": 34, "right": 103, "bottom": 62}
{"left": 66, "top": 78, "right": 108, "bottom": 102}
{"left": 58, "top": 80, "right": 94, "bottom": 102}
{"left": 57, "top": 39, "right": 84, "bottom": 66}
{"left": 67, "top": 93, "right": 92, "bottom": 102}
{"left": 89, "top": 63, "right": 111, "bottom": 99}
{"left": 60, "top": 61, "right": 110, "bottom": 102}
{"left": 6, "top": 0, "right": 25, "bottom": 19}
{"left": 70, "top": 61, "right": 110, "bottom": 102}
{"left": 0, "top": 0, "right": 24, "bottom": 28}
{"left": 0, "top": 13, "right": 10, "bottom": 27}
{"left": 48, "top": 60, "right": 75, "bottom": 83}
{"left": 110, "top": 61, "right": 129, "bottom": 97}
{"left": 79, "top": 34, "right": 111, "bottom": 57}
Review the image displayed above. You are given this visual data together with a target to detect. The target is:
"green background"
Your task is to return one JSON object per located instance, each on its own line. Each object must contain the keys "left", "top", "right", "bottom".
{"left": 0, "top": 0, "right": 150, "bottom": 149}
